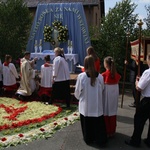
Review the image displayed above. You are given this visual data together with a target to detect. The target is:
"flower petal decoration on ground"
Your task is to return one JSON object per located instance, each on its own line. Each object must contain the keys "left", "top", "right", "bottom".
{"left": 0, "top": 97, "right": 79, "bottom": 149}
{"left": 0, "top": 97, "right": 62, "bottom": 131}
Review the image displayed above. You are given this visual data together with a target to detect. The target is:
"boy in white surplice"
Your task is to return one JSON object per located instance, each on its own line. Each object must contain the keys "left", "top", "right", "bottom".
{"left": 38, "top": 55, "right": 53, "bottom": 104}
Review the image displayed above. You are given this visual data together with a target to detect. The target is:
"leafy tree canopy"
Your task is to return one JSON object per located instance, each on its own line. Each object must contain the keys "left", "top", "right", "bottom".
{"left": 143, "top": 5, "right": 150, "bottom": 37}
{"left": 91, "top": 0, "right": 139, "bottom": 74}
{"left": 0, "top": 0, "right": 32, "bottom": 62}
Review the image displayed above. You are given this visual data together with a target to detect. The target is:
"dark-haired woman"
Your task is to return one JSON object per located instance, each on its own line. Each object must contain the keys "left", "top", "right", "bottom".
{"left": 80, "top": 46, "right": 100, "bottom": 73}
{"left": 102, "top": 56, "right": 121, "bottom": 137}
{"left": 74, "top": 55, "right": 107, "bottom": 147}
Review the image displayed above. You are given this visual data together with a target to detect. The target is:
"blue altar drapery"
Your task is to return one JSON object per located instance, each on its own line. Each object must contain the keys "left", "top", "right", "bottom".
{"left": 27, "top": 3, "right": 91, "bottom": 65}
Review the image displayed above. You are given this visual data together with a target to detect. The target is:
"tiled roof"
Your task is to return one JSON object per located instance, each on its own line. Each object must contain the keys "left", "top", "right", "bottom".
{"left": 24, "top": 0, "right": 99, "bottom": 8}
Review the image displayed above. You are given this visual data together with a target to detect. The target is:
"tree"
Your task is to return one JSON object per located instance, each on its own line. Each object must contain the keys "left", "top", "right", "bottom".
{"left": 91, "top": 0, "right": 138, "bottom": 74}
{"left": 144, "top": 5, "right": 150, "bottom": 30}
{"left": 143, "top": 5, "right": 150, "bottom": 37}
{"left": 0, "top": 0, "right": 32, "bottom": 61}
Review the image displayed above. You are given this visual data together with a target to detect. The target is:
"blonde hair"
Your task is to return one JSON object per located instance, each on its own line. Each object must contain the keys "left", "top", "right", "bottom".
{"left": 54, "top": 47, "right": 65, "bottom": 58}
{"left": 84, "top": 55, "right": 96, "bottom": 86}
{"left": 104, "top": 56, "right": 116, "bottom": 78}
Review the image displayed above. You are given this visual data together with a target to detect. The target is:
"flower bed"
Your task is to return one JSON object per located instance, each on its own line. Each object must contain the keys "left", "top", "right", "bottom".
{"left": 0, "top": 97, "right": 79, "bottom": 149}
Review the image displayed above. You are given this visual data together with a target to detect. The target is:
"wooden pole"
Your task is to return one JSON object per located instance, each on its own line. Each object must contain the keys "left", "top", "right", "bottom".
{"left": 121, "top": 32, "right": 130, "bottom": 108}
{"left": 136, "top": 20, "right": 143, "bottom": 112}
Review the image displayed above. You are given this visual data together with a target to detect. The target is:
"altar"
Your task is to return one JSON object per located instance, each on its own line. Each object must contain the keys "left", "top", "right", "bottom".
{"left": 26, "top": 3, "right": 91, "bottom": 66}
{"left": 31, "top": 53, "right": 78, "bottom": 73}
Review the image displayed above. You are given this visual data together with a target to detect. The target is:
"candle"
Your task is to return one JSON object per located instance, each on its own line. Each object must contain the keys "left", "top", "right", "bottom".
{"left": 40, "top": 39, "right": 42, "bottom": 44}
{"left": 68, "top": 40, "right": 70, "bottom": 46}
{"left": 70, "top": 41, "right": 72, "bottom": 46}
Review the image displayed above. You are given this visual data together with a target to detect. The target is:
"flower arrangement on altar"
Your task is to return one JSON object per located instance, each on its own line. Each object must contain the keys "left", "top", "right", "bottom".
{"left": 43, "top": 20, "right": 68, "bottom": 46}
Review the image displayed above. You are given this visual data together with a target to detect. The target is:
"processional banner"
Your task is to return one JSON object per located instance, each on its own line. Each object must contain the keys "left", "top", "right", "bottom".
{"left": 130, "top": 39, "right": 144, "bottom": 64}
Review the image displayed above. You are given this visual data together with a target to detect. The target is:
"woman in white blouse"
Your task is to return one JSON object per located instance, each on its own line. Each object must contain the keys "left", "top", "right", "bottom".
{"left": 74, "top": 55, "right": 107, "bottom": 147}
{"left": 52, "top": 47, "right": 71, "bottom": 107}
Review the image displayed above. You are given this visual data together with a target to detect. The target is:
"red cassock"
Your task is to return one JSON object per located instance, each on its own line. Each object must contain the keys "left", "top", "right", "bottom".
{"left": 38, "top": 63, "right": 52, "bottom": 97}
{"left": 38, "top": 86, "right": 52, "bottom": 97}
{"left": 81, "top": 58, "right": 100, "bottom": 72}
{"left": 3, "top": 62, "right": 18, "bottom": 91}
{"left": 102, "top": 70, "right": 121, "bottom": 84}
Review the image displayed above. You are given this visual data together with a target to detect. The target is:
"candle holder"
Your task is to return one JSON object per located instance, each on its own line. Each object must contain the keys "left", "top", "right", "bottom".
{"left": 39, "top": 39, "right": 42, "bottom": 53}
{"left": 67, "top": 40, "right": 73, "bottom": 54}
{"left": 34, "top": 40, "right": 38, "bottom": 53}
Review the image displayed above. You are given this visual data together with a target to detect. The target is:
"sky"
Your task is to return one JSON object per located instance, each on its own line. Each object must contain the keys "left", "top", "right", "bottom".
{"left": 105, "top": 0, "right": 150, "bottom": 28}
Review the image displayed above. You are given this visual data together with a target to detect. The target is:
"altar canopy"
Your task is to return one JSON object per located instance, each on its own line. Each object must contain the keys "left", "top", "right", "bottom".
{"left": 27, "top": 3, "right": 91, "bottom": 65}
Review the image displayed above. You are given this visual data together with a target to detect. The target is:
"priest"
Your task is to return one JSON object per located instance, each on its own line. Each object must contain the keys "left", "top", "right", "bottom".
{"left": 16, "top": 51, "right": 37, "bottom": 100}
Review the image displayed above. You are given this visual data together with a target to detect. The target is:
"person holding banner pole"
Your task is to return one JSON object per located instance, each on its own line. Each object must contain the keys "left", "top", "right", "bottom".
{"left": 124, "top": 60, "right": 146, "bottom": 107}
{"left": 125, "top": 53, "right": 150, "bottom": 148}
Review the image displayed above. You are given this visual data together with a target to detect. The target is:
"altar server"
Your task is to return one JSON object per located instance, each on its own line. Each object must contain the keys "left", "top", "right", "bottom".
{"left": 2, "top": 55, "right": 19, "bottom": 92}
{"left": 79, "top": 46, "right": 100, "bottom": 73}
{"left": 74, "top": 55, "right": 107, "bottom": 146}
{"left": 52, "top": 47, "right": 71, "bottom": 107}
{"left": 86, "top": 46, "right": 100, "bottom": 72}
{"left": 102, "top": 56, "right": 121, "bottom": 137}
{"left": 38, "top": 55, "right": 53, "bottom": 104}
{"left": 16, "top": 51, "right": 37, "bottom": 99}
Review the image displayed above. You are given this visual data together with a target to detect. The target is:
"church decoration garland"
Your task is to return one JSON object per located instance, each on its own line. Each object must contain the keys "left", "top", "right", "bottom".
{"left": 43, "top": 20, "right": 68, "bottom": 46}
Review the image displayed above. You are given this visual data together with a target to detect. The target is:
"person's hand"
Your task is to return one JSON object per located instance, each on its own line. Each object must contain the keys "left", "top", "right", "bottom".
{"left": 135, "top": 76, "right": 141, "bottom": 91}
{"left": 34, "top": 57, "right": 38, "bottom": 62}
{"left": 124, "top": 60, "right": 128, "bottom": 65}
{"left": 136, "top": 76, "right": 140, "bottom": 81}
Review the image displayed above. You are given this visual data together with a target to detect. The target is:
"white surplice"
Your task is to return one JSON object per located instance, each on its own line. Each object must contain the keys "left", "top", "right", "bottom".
{"left": 40, "top": 64, "right": 53, "bottom": 88}
{"left": 103, "top": 84, "right": 119, "bottom": 116}
{"left": 53, "top": 56, "right": 70, "bottom": 81}
{"left": 2, "top": 63, "right": 18, "bottom": 86}
{"left": 17, "top": 58, "right": 36, "bottom": 96}
{"left": 74, "top": 72, "right": 104, "bottom": 117}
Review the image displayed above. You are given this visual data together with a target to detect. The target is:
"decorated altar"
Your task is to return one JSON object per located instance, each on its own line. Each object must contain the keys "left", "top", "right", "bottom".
{"left": 27, "top": 2, "right": 91, "bottom": 67}
{"left": 31, "top": 52, "right": 78, "bottom": 73}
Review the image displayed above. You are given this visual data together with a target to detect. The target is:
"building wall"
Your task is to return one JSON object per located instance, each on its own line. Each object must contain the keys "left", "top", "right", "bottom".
{"left": 84, "top": 5, "right": 100, "bottom": 27}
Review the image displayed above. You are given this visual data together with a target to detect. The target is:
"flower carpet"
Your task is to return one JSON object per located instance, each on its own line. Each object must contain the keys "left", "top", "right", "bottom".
{"left": 0, "top": 97, "right": 79, "bottom": 149}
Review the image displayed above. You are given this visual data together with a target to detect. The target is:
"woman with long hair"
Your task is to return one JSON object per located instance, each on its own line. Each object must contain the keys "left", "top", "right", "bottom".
{"left": 80, "top": 46, "right": 100, "bottom": 72}
{"left": 74, "top": 55, "right": 107, "bottom": 147}
{"left": 102, "top": 56, "right": 121, "bottom": 137}
{"left": 86, "top": 46, "right": 100, "bottom": 72}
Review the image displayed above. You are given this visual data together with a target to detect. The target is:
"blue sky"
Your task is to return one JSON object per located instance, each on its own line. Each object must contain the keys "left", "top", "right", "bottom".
{"left": 105, "top": 0, "right": 150, "bottom": 28}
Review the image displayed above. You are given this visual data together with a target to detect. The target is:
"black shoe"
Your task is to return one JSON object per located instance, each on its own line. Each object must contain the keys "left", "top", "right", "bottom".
{"left": 144, "top": 139, "right": 150, "bottom": 148}
{"left": 18, "top": 94, "right": 25, "bottom": 101}
{"left": 125, "top": 139, "right": 140, "bottom": 147}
